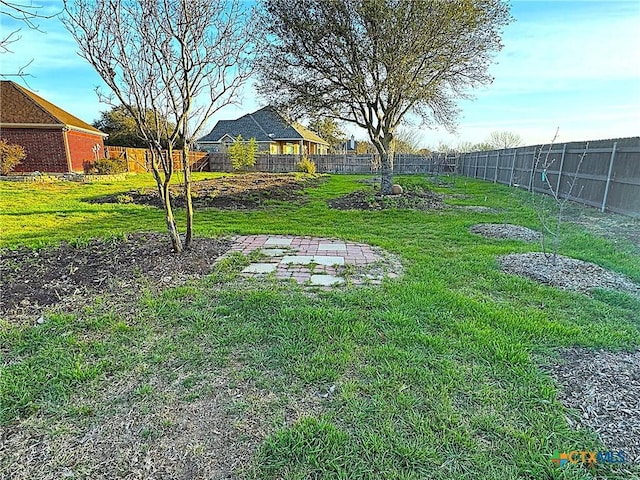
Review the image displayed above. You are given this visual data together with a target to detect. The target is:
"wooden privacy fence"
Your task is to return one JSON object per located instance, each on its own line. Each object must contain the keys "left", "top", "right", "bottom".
{"left": 457, "top": 137, "right": 640, "bottom": 218}
{"left": 207, "top": 152, "right": 457, "bottom": 175}
{"left": 105, "top": 146, "right": 208, "bottom": 173}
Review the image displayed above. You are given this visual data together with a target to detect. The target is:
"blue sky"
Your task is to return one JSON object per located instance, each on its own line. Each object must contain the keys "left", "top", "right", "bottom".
{"left": 1, "top": 0, "right": 638, "bottom": 148}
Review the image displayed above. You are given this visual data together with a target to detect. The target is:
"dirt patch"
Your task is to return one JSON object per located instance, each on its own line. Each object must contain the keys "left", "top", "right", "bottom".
{"left": 328, "top": 187, "right": 443, "bottom": 211}
{"left": 455, "top": 205, "right": 501, "bottom": 214}
{"left": 546, "top": 348, "right": 640, "bottom": 464}
{"left": 0, "top": 367, "right": 326, "bottom": 479}
{"left": 470, "top": 223, "right": 542, "bottom": 242}
{"left": 0, "top": 233, "right": 232, "bottom": 319}
{"left": 87, "top": 173, "right": 324, "bottom": 210}
{"left": 499, "top": 253, "right": 640, "bottom": 295}
{"left": 562, "top": 204, "right": 640, "bottom": 254}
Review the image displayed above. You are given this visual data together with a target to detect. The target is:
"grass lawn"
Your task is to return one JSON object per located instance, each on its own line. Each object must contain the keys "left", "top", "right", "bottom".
{"left": 1, "top": 173, "right": 639, "bottom": 479}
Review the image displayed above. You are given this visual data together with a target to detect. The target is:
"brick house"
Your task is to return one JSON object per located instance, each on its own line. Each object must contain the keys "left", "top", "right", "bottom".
{"left": 0, "top": 80, "right": 108, "bottom": 173}
{"left": 197, "top": 106, "right": 329, "bottom": 155}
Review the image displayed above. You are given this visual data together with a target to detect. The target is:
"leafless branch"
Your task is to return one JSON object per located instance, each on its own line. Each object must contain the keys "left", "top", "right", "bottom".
{"left": 62, "top": 0, "right": 255, "bottom": 252}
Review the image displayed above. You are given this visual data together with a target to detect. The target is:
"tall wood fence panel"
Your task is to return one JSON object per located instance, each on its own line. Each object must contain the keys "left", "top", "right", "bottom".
{"left": 105, "top": 146, "right": 208, "bottom": 173}
{"left": 207, "top": 152, "right": 457, "bottom": 175}
{"left": 457, "top": 137, "right": 640, "bottom": 218}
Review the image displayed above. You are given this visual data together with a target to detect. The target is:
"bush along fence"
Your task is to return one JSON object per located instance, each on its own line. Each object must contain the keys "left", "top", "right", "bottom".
{"left": 104, "top": 146, "right": 208, "bottom": 173}
{"left": 207, "top": 152, "right": 457, "bottom": 175}
{"left": 457, "top": 137, "right": 640, "bottom": 218}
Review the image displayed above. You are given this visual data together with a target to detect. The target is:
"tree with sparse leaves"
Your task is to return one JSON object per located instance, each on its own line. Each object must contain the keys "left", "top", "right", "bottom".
{"left": 63, "top": 0, "right": 254, "bottom": 253}
{"left": 307, "top": 116, "right": 346, "bottom": 153}
{"left": 487, "top": 131, "right": 523, "bottom": 150}
{"left": 257, "top": 0, "right": 512, "bottom": 194}
{"left": 392, "top": 128, "right": 423, "bottom": 154}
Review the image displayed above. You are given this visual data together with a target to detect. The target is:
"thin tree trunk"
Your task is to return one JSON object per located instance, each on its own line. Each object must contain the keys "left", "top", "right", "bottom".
{"left": 149, "top": 147, "right": 182, "bottom": 252}
{"left": 149, "top": 150, "right": 166, "bottom": 209}
{"left": 182, "top": 146, "right": 194, "bottom": 249}
{"left": 378, "top": 135, "right": 394, "bottom": 195}
{"left": 162, "top": 147, "right": 182, "bottom": 253}
{"left": 162, "top": 178, "right": 182, "bottom": 253}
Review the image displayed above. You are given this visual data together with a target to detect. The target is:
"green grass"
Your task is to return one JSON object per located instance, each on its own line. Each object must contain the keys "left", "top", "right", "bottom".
{"left": 1, "top": 173, "right": 638, "bottom": 479}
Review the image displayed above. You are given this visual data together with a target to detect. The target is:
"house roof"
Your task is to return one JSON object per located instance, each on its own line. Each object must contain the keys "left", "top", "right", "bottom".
{"left": 198, "top": 106, "right": 329, "bottom": 145}
{"left": 0, "top": 80, "right": 106, "bottom": 136}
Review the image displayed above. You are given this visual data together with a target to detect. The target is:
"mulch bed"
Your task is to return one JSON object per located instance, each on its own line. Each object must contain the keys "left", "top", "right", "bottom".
{"left": 499, "top": 253, "right": 640, "bottom": 295}
{"left": 86, "top": 173, "right": 324, "bottom": 210}
{"left": 328, "top": 188, "right": 443, "bottom": 211}
{"left": 546, "top": 348, "right": 640, "bottom": 464}
{"left": 470, "top": 223, "right": 542, "bottom": 242}
{"left": 0, "top": 233, "right": 232, "bottom": 319}
{"left": 455, "top": 205, "right": 502, "bottom": 214}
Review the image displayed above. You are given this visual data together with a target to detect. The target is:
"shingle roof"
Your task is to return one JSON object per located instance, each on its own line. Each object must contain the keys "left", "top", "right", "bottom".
{"left": 198, "top": 106, "right": 328, "bottom": 145}
{"left": 0, "top": 80, "right": 105, "bottom": 135}
{"left": 291, "top": 122, "right": 329, "bottom": 145}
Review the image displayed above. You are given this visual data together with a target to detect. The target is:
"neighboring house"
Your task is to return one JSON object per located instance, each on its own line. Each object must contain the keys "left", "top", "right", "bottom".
{"left": 197, "top": 106, "right": 329, "bottom": 155}
{"left": 0, "top": 80, "right": 108, "bottom": 173}
{"left": 341, "top": 135, "right": 358, "bottom": 154}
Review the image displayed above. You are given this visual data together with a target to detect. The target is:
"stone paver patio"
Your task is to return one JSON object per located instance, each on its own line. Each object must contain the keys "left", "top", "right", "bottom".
{"left": 226, "top": 235, "right": 401, "bottom": 287}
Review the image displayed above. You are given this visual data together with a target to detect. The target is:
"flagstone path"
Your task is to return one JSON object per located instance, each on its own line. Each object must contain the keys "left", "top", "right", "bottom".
{"left": 225, "top": 235, "right": 401, "bottom": 287}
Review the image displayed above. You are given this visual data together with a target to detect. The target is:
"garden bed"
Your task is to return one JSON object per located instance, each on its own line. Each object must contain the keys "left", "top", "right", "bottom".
{"left": 470, "top": 223, "right": 541, "bottom": 242}
{"left": 0, "top": 233, "right": 231, "bottom": 319}
{"left": 547, "top": 348, "right": 640, "bottom": 464}
{"left": 499, "top": 252, "right": 640, "bottom": 295}
{"left": 87, "top": 173, "right": 323, "bottom": 209}
{"left": 328, "top": 187, "right": 443, "bottom": 211}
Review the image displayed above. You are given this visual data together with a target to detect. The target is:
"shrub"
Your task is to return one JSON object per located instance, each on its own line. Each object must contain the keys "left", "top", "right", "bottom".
{"left": 0, "top": 139, "right": 26, "bottom": 175}
{"left": 297, "top": 156, "right": 316, "bottom": 174}
{"left": 229, "top": 135, "right": 257, "bottom": 171}
{"left": 93, "top": 156, "right": 127, "bottom": 174}
{"left": 83, "top": 160, "right": 97, "bottom": 174}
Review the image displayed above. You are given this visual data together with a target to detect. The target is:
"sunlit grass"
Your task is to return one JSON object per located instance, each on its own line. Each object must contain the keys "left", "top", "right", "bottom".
{"left": 1, "top": 173, "right": 638, "bottom": 479}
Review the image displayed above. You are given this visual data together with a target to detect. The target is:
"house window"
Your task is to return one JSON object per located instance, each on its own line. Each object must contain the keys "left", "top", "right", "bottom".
{"left": 270, "top": 144, "right": 278, "bottom": 154}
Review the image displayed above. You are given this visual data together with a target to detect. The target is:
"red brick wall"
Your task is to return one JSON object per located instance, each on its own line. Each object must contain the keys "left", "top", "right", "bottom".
{"left": 66, "top": 130, "right": 105, "bottom": 172}
{"left": 1, "top": 128, "right": 68, "bottom": 172}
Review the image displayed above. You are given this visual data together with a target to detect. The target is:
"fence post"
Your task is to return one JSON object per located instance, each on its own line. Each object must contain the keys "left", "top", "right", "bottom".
{"left": 483, "top": 153, "right": 488, "bottom": 179}
{"left": 601, "top": 142, "right": 618, "bottom": 213}
{"left": 527, "top": 147, "right": 536, "bottom": 192}
{"left": 509, "top": 150, "right": 517, "bottom": 186}
{"left": 554, "top": 144, "right": 566, "bottom": 193}
{"left": 474, "top": 152, "right": 478, "bottom": 178}
{"left": 493, "top": 151, "right": 500, "bottom": 183}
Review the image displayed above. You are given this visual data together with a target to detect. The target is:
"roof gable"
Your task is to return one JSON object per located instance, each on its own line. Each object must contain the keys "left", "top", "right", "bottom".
{"left": 198, "top": 106, "right": 328, "bottom": 145}
{"left": 291, "top": 122, "right": 330, "bottom": 145}
{"left": 249, "top": 106, "right": 301, "bottom": 140}
{"left": 0, "top": 80, "right": 105, "bottom": 135}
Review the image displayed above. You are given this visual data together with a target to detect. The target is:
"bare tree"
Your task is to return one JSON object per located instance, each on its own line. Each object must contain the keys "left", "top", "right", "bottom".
{"left": 392, "top": 128, "right": 423, "bottom": 154}
{"left": 0, "top": 0, "right": 57, "bottom": 81}
{"left": 307, "top": 116, "right": 346, "bottom": 154}
{"left": 532, "top": 129, "right": 587, "bottom": 264}
{"left": 257, "top": 0, "right": 511, "bottom": 194}
{"left": 62, "top": 0, "right": 254, "bottom": 252}
{"left": 487, "top": 131, "right": 523, "bottom": 150}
